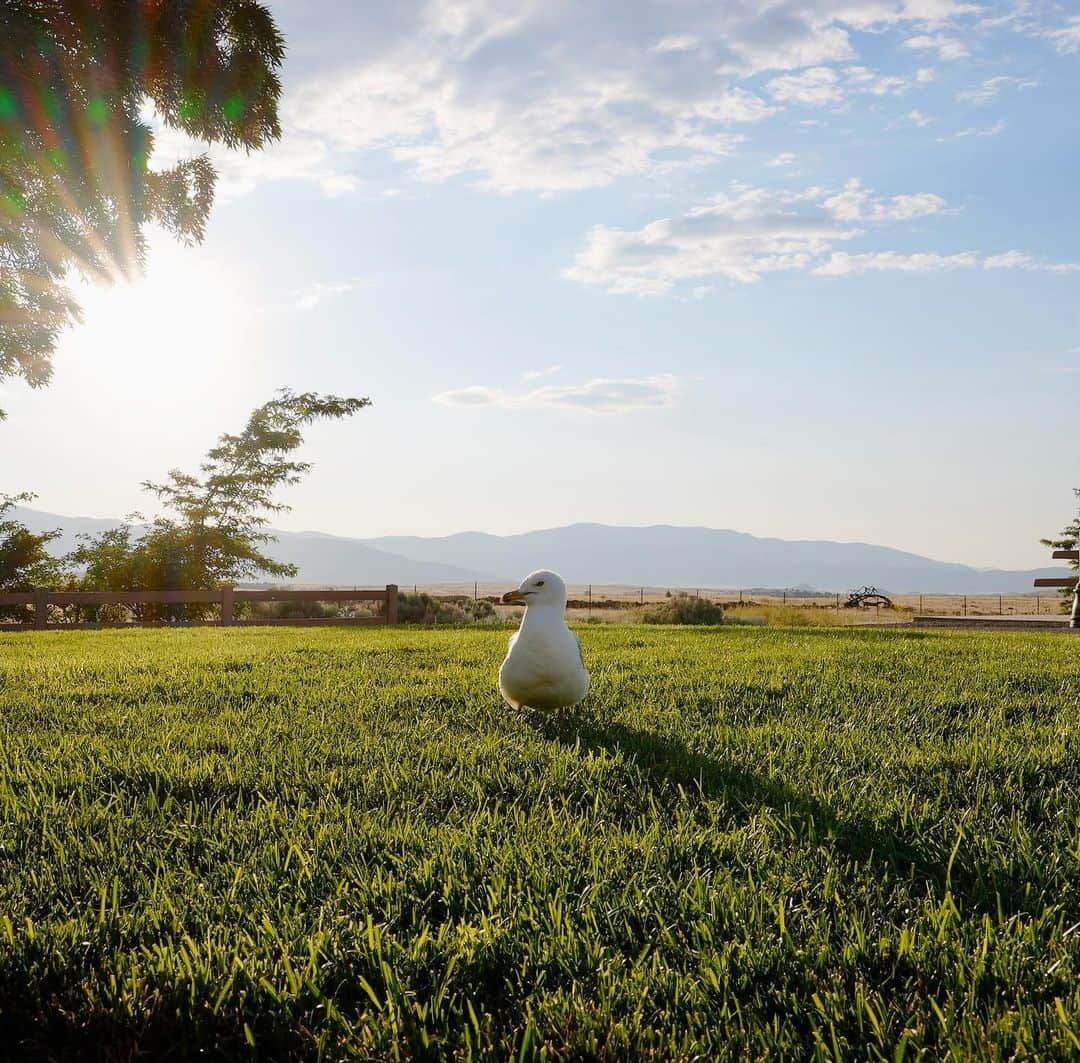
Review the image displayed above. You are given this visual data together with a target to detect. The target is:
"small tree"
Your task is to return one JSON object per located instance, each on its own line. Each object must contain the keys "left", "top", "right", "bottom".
{"left": 0, "top": 492, "right": 66, "bottom": 621}
{"left": 70, "top": 390, "right": 370, "bottom": 617}
{"left": 1041, "top": 489, "right": 1080, "bottom": 613}
{"left": 0, "top": 1, "right": 284, "bottom": 413}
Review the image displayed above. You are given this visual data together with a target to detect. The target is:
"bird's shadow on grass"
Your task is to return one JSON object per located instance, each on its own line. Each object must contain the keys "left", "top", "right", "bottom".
{"left": 528, "top": 708, "right": 1045, "bottom": 920}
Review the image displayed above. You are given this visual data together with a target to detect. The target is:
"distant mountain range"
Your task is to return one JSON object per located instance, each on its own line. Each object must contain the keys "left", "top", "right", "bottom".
{"left": 12, "top": 506, "right": 1064, "bottom": 594}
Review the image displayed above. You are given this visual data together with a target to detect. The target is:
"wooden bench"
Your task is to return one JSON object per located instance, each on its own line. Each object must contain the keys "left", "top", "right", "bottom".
{"left": 1034, "top": 550, "right": 1079, "bottom": 629}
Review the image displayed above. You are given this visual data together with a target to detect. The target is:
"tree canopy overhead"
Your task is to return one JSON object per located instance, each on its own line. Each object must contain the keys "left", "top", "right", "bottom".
{"left": 0, "top": 0, "right": 284, "bottom": 412}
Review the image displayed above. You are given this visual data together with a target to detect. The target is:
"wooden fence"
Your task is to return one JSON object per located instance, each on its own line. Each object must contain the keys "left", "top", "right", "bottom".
{"left": 0, "top": 586, "right": 399, "bottom": 632}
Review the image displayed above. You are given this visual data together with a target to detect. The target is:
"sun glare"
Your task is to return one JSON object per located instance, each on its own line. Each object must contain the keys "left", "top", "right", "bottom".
{"left": 61, "top": 233, "right": 264, "bottom": 409}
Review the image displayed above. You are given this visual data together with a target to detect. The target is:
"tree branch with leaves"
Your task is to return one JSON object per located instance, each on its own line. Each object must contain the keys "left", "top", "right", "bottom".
{"left": 0, "top": 0, "right": 285, "bottom": 415}
{"left": 70, "top": 390, "right": 371, "bottom": 615}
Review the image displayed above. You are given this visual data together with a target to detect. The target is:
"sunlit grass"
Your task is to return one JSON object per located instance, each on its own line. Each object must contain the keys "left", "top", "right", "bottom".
{"left": 0, "top": 625, "right": 1078, "bottom": 1058}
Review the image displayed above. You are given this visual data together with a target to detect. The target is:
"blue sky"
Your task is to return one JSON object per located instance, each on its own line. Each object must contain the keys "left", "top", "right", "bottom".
{"left": 3, "top": 0, "right": 1079, "bottom": 569}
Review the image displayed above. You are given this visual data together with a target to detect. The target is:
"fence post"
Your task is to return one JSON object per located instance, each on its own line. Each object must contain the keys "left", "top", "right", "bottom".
{"left": 386, "top": 585, "right": 399, "bottom": 625}
{"left": 963, "top": 595, "right": 967, "bottom": 616}
{"left": 221, "top": 587, "right": 234, "bottom": 627}
{"left": 33, "top": 587, "right": 48, "bottom": 630}
{"left": 1072, "top": 585, "right": 1080, "bottom": 630}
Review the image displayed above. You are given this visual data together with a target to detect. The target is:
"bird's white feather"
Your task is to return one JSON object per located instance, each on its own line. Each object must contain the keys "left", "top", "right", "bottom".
{"left": 499, "top": 570, "right": 589, "bottom": 710}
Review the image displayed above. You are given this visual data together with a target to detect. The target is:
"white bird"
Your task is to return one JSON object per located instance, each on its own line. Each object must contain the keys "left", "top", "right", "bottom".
{"left": 499, "top": 570, "right": 589, "bottom": 711}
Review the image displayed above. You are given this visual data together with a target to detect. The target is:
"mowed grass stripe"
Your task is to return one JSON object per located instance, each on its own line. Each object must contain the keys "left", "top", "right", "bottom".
{"left": 0, "top": 626, "right": 1078, "bottom": 1059}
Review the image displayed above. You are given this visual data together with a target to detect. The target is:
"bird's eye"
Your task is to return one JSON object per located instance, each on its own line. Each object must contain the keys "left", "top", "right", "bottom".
{"left": 536, "top": 580, "right": 545, "bottom": 587}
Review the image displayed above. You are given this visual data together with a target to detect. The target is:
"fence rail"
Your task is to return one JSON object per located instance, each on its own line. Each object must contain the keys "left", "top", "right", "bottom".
{"left": 0, "top": 585, "right": 399, "bottom": 631}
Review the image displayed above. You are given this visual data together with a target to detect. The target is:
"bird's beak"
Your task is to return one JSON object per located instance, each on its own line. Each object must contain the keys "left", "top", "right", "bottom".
{"left": 502, "top": 589, "right": 528, "bottom": 605}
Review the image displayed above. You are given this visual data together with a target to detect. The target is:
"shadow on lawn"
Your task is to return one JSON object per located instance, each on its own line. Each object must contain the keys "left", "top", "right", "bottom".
{"left": 531, "top": 710, "right": 1051, "bottom": 921}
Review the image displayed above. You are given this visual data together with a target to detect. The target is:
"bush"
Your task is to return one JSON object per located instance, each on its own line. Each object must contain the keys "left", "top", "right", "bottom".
{"left": 396, "top": 593, "right": 497, "bottom": 626}
{"left": 640, "top": 594, "right": 724, "bottom": 625}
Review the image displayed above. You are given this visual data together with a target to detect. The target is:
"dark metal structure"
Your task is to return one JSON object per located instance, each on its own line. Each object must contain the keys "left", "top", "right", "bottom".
{"left": 844, "top": 586, "right": 894, "bottom": 609}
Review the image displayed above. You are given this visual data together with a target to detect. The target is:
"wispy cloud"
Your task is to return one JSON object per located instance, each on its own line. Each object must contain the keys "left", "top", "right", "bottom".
{"left": 906, "top": 109, "right": 933, "bottom": 126}
{"left": 947, "top": 120, "right": 1007, "bottom": 139}
{"left": 815, "top": 251, "right": 979, "bottom": 275}
{"left": 957, "top": 75, "right": 1038, "bottom": 105}
{"left": 766, "top": 152, "right": 798, "bottom": 167}
{"left": 293, "top": 278, "right": 367, "bottom": 311}
{"left": 1046, "top": 15, "right": 1080, "bottom": 53}
{"left": 565, "top": 181, "right": 1078, "bottom": 294}
{"left": 822, "top": 179, "right": 947, "bottom": 222}
{"left": 767, "top": 64, "right": 924, "bottom": 109}
{"left": 565, "top": 181, "right": 949, "bottom": 294}
{"left": 522, "top": 365, "right": 563, "bottom": 381}
{"left": 817, "top": 249, "right": 1080, "bottom": 276}
{"left": 903, "top": 34, "right": 969, "bottom": 60}
{"left": 433, "top": 375, "right": 678, "bottom": 414}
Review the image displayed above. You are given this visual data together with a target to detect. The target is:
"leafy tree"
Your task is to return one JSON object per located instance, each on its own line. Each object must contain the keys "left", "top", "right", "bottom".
{"left": 0, "top": 0, "right": 284, "bottom": 414}
{"left": 0, "top": 491, "right": 66, "bottom": 621}
{"left": 70, "top": 390, "right": 371, "bottom": 617}
{"left": 1040, "top": 488, "right": 1080, "bottom": 612}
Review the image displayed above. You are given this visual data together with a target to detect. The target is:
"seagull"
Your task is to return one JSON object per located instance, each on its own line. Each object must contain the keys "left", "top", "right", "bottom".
{"left": 499, "top": 570, "right": 589, "bottom": 711}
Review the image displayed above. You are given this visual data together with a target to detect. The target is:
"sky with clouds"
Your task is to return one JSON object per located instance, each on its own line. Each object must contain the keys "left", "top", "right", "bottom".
{"left": 3, "top": 0, "right": 1079, "bottom": 569}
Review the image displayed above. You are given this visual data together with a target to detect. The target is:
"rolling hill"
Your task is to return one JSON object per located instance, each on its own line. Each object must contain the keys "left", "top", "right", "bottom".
{"left": 11, "top": 507, "right": 1064, "bottom": 593}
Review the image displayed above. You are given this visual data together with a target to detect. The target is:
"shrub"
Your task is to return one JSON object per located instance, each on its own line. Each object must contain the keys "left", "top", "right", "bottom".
{"left": 396, "top": 593, "right": 497, "bottom": 626}
{"left": 640, "top": 593, "right": 724, "bottom": 625}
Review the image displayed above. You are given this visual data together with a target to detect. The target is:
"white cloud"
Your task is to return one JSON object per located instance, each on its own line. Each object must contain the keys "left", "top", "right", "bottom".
{"left": 957, "top": 75, "right": 1038, "bottom": 105}
{"left": 293, "top": 278, "right": 367, "bottom": 311}
{"left": 769, "top": 67, "right": 843, "bottom": 106}
{"left": 983, "top": 250, "right": 1034, "bottom": 270}
{"left": 767, "top": 61, "right": 928, "bottom": 109}
{"left": 522, "top": 364, "right": 563, "bottom": 380}
{"left": 984, "top": 250, "right": 1080, "bottom": 274}
{"left": 565, "top": 180, "right": 956, "bottom": 292}
{"left": 565, "top": 185, "right": 858, "bottom": 293}
{"left": 1046, "top": 15, "right": 1080, "bottom": 53}
{"left": 766, "top": 152, "right": 798, "bottom": 167}
{"left": 815, "top": 250, "right": 978, "bottom": 274}
{"left": 818, "top": 249, "right": 1080, "bottom": 275}
{"left": 272, "top": 0, "right": 980, "bottom": 195}
{"left": 565, "top": 180, "right": 1076, "bottom": 293}
{"left": 949, "top": 120, "right": 1006, "bottom": 138}
{"left": 433, "top": 374, "right": 678, "bottom": 413}
{"left": 906, "top": 109, "right": 933, "bottom": 125}
{"left": 822, "top": 178, "right": 947, "bottom": 222}
{"left": 903, "top": 33, "right": 969, "bottom": 59}
{"left": 652, "top": 35, "right": 700, "bottom": 53}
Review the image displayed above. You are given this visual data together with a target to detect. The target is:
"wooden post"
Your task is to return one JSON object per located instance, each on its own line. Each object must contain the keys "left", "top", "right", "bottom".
{"left": 588, "top": 585, "right": 592, "bottom": 613}
{"left": 221, "top": 587, "right": 234, "bottom": 627}
{"left": 963, "top": 595, "right": 967, "bottom": 616}
{"left": 1072, "top": 586, "right": 1080, "bottom": 630}
{"left": 386, "top": 585, "right": 399, "bottom": 625}
{"left": 33, "top": 587, "right": 48, "bottom": 630}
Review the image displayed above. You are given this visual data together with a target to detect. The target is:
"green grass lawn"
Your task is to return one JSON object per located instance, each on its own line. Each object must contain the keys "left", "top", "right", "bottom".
{"left": 0, "top": 625, "right": 1078, "bottom": 1060}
